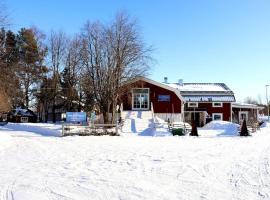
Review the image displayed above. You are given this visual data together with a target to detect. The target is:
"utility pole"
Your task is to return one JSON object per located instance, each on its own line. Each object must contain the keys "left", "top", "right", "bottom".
{"left": 266, "top": 85, "right": 269, "bottom": 121}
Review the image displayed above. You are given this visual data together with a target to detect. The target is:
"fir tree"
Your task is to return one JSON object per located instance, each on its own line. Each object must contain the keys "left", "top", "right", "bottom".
{"left": 240, "top": 119, "right": 250, "bottom": 136}
{"left": 190, "top": 120, "right": 199, "bottom": 136}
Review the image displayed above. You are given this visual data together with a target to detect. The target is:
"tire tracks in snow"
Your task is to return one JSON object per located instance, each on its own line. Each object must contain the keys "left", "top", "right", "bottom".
{"left": 257, "top": 143, "right": 270, "bottom": 198}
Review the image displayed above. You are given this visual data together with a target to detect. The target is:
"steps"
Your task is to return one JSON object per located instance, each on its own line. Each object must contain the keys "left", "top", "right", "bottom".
{"left": 121, "top": 111, "right": 154, "bottom": 135}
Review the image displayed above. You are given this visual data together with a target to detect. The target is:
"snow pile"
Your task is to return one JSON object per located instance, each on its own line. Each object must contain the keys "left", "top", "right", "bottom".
{"left": 201, "top": 121, "right": 240, "bottom": 136}
{"left": 1, "top": 123, "right": 270, "bottom": 199}
{"left": 260, "top": 121, "right": 270, "bottom": 129}
{"left": 0, "top": 130, "right": 12, "bottom": 151}
{"left": 4, "top": 123, "right": 62, "bottom": 137}
{"left": 259, "top": 115, "right": 269, "bottom": 122}
{"left": 121, "top": 111, "right": 155, "bottom": 136}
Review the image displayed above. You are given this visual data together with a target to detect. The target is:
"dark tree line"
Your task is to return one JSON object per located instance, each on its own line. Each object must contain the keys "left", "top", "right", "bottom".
{"left": 0, "top": 12, "right": 152, "bottom": 123}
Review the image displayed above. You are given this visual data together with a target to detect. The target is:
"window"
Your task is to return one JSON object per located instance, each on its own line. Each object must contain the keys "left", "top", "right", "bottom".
{"left": 158, "top": 95, "right": 170, "bottom": 102}
{"left": 212, "top": 113, "right": 223, "bottom": 121}
{"left": 188, "top": 102, "right": 198, "bottom": 108}
{"left": 239, "top": 111, "right": 248, "bottom": 122}
{"left": 21, "top": 117, "right": 29, "bottom": 123}
{"left": 212, "top": 102, "right": 223, "bottom": 107}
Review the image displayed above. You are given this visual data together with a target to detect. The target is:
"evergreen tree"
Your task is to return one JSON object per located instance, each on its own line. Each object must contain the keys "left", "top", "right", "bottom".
{"left": 61, "top": 66, "right": 79, "bottom": 111}
{"left": 0, "top": 28, "right": 22, "bottom": 108}
{"left": 16, "top": 28, "right": 46, "bottom": 108}
{"left": 190, "top": 120, "right": 199, "bottom": 136}
{"left": 240, "top": 119, "right": 250, "bottom": 136}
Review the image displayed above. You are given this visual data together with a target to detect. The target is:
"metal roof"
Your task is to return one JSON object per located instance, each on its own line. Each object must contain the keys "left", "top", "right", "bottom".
{"left": 232, "top": 102, "right": 264, "bottom": 109}
{"left": 183, "top": 95, "right": 236, "bottom": 102}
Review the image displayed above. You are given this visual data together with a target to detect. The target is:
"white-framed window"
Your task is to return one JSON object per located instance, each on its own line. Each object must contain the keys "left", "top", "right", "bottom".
{"left": 239, "top": 111, "right": 248, "bottom": 122}
{"left": 212, "top": 102, "right": 223, "bottom": 107}
{"left": 21, "top": 117, "right": 29, "bottom": 123}
{"left": 188, "top": 102, "right": 198, "bottom": 108}
{"left": 212, "top": 113, "right": 223, "bottom": 121}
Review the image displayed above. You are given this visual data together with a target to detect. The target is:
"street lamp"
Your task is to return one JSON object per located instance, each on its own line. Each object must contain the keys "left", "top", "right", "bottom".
{"left": 266, "top": 85, "right": 269, "bottom": 121}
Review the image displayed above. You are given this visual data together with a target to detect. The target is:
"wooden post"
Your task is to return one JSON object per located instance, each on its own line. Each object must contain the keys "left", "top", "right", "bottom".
{"left": 62, "top": 124, "right": 65, "bottom": 136}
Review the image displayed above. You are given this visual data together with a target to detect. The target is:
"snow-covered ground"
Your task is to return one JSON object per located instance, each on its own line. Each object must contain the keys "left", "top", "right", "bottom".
{"left": 0, "top": 122, "right": 270, "bottom": 200}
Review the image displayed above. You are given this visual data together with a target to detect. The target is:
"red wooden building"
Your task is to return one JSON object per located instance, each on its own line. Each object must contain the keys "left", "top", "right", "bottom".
{"left": 120, "top": 77, "right": 185, "bottom": 122}
{"left": 120, "top": 76, "right": 236, "bottom": 126}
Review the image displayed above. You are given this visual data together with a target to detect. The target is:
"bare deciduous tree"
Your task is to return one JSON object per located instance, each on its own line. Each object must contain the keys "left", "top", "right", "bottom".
{"left": 61, "top": 35, "right": 83, "bottom": 111}
{"left": 47, "top": 30, "right": 68, "bottom": 122}
{"left": 81, "top": 12, "right": 152, "bottom": 123}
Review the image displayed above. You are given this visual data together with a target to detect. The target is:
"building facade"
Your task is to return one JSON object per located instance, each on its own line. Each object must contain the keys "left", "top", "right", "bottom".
{"left": 120, "top": 77, "right": 237, "bottom": 126}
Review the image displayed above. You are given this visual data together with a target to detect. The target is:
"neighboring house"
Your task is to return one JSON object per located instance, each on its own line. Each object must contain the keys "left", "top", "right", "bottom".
{"left": 232, "top": 103, "right": 264, "bottom": 125}
{"left": 120, "top": 76, "right": 236, "bottom": 127}
{"left": 8, "top": 108, "right": 37, "bottom": 123}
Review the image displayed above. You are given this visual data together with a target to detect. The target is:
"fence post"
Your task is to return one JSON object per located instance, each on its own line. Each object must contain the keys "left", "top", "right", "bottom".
{"left": 62, "top": 124, "right": 65, "bottom": 136}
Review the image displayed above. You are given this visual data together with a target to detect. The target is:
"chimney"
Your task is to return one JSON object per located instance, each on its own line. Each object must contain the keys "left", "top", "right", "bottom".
{"left": 164, "top": 77, "right": 168, "bottom": 84}
{"left": 178, "top": 79, "right": 183, "bottom": 86}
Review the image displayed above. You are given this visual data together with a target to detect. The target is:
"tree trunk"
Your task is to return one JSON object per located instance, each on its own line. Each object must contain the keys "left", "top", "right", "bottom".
{"left": 103, "top": 111, "right": 109, "bottom": 124}
{"left": 52, "top": 99, "right": 56, "bottom": 123}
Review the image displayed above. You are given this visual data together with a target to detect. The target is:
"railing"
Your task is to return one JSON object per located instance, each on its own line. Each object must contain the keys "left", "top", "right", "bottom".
{"left": 62, "top": 123, "right": 119, "bottom": 136}
{"left": 151, "top": 102, "right": 156, "bottom": 128}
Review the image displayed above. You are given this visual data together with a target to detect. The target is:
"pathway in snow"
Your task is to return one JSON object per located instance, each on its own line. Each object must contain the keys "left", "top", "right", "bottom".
{"left": 0, "top": 123, "right": 270, "bottom": 199}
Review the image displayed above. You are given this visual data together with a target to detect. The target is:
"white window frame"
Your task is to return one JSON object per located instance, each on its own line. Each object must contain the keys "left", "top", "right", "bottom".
{"left": 239, "top": 111, "right": 248, "bottom": 122}
{"left": 212, "top": 102, "right": 223, "bottom": 107}
{"left": 212, "top": 113, "right": 223, "bottom": 121}
{"left": 132, "top": 88, "right": 150, "bottom": 110}
{"left": 188, "top": 102, "right": 198, "bottom": 108}
{"left": 21, "top": 117, "right": 29, "bottom": 123}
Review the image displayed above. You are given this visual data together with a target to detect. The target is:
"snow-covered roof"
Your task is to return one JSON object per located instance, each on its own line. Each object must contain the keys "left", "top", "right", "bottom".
{"left": 184, "top": 95, "right": 235, "bottom": 102}
{"left": 122, "top": 76, "right": 185, "bottom": 103}
{"left": 164, "top": 82, "right": 235, "bottom": 102}
{"left": 167, "top": 83, "right": 231, "bottom": 92}
{"left": 232, "top": 103, "right": 264, "bottom": 109}
{"left": 13, "top": 108, "right": 36, "bottom": 117}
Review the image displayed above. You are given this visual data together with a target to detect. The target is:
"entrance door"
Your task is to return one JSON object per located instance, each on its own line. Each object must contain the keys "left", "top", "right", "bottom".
{"left": 132, "top": 89, "right": 149, "bottom": 110}
{"left": 239, "top": 111, "right": 248, "bottom": 122}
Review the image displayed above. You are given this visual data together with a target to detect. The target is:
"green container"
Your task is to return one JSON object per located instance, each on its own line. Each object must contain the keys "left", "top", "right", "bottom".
{"left": 172, "top": 128, "right": 184, "bottom": 136}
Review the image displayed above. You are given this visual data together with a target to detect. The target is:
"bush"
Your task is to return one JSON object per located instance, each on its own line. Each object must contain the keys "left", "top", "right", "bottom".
{"left": 172, "top": 128, "right": 185, "bottom": 136}
{"left": 190, "top": 120, "right": 199, "bottom": 136}
{"left": 240, "top": 119, "right": 250, "bottom": 136}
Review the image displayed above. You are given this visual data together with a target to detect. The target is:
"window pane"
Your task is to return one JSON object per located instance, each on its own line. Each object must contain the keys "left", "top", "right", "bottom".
{"left": 213, "top": 114, "right": 222, "bottom": 120}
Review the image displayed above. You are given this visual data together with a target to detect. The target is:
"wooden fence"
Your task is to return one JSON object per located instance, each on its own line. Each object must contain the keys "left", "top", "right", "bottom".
{"left": 62, "top": 123, "right": 119, "bottom": 136}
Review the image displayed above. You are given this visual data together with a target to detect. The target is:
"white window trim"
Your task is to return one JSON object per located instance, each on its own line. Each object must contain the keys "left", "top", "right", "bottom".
{"left": 21, "top": 117, "right": 29, "bottom": 123}
{"left": 212, "top": 102, "right": 223, "bottom": 107}
{"left": 188, "top": 102, "right": 198, "bottom": 108}
{"left": 239, "top": 111, "right": 248, "bottom": 122}
{"left": 132, "top": 88, "right": 150, "bottom": 110}
{"left": 212, "top": 113, "right": 223, "bottom": 121}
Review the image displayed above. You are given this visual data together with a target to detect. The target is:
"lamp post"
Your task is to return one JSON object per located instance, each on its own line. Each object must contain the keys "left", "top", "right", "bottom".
{"left": 266, "top": 85, "right": 269, "bottom": 121}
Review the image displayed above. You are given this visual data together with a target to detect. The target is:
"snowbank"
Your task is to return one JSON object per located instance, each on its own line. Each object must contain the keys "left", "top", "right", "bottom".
{"left": 1, "top": 123, "right": 270, "bottom": 199}
{"left": 0, "top": 131, "right": 12, "bottom": 151}
{"left": 3, "top": 123, "right": 62, "bottom": 137}
{"left": 201, "top": 121, "right": 240, "bottom": 136}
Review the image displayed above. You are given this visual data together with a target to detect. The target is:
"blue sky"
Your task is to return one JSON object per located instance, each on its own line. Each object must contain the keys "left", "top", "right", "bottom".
{"left": 5, "top": 0, "right": 270, "bottom": 103}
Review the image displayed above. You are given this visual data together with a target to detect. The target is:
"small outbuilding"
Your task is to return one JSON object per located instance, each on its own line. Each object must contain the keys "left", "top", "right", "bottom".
{"left": 8, "top": 108, "right": 37, "bottom": 123}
